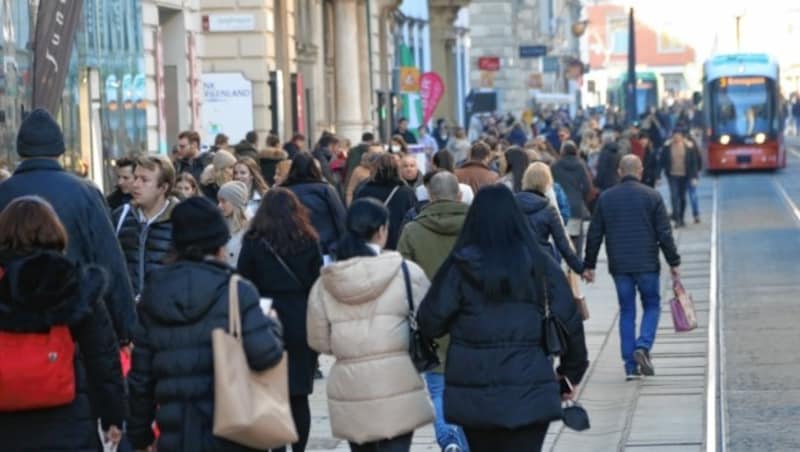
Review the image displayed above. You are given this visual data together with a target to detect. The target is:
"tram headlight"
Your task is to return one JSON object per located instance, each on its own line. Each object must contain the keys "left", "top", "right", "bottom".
{"left": 754, "top": 133, "right": 766, "bottom": 144}
{"left": 719, "top": 134, "right": 731, "bottom": 145}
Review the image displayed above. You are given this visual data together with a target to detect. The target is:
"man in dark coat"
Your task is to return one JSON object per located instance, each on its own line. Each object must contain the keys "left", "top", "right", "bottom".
{"left": 174, "top": 130, "right": 213, "bottom": 182}
{"left": 112, "top": 155, "right": 178, "bottom": 299}
{"left": 106, "top": 156, "right": 135, "bottom": 211}
{"left": 0, "top": 109, "right": 136, "bottom": 343}
{"left": 283, "top": 133, "right": 306, "bottom": 159}
{"left": 233, "top": 130, "right": 259, "bottom": 161}
{"left": 584, "top": 155, "right": 680, "bottom": 380}
{"left": 344, "top": 132, "right": 375, "bottom": 185}
{"left": 594, "top": 132, "right": 622, "bottom": 191}
{"left": 393, "top": 118, "right": 418, "bottom": 144}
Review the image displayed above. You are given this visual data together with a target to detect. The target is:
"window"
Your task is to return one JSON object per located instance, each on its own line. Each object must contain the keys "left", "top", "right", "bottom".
{"left": 658, "top": 24, "right": 684, "bottom": 53}
{"left": 608, "top": 17, "right": 628, "bottom": 55}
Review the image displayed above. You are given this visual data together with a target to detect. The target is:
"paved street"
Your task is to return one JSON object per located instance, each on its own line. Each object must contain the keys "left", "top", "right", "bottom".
{"left": 306, "top": 179, "right": 716, "bottom": 451}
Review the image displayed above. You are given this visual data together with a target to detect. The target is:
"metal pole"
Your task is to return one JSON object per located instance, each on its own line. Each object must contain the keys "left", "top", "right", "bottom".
{"left": 735, "top": 16, "right": 741, "bottom": 51}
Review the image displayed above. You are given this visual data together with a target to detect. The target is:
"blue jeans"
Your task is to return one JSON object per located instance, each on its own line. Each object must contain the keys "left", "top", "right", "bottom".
{"left": 613, "top": 273, "right": 661, "bottom": 374}
{"left": 688, "top": 182, "right": 699, "bottom": 218}
{"left": 424, "top": 372, "right": 469, "bottom": 451}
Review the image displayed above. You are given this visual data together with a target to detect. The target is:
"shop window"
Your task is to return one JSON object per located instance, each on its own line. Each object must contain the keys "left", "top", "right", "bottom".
{"left": 607, "top": 16, "right": 628, "bottom": 55}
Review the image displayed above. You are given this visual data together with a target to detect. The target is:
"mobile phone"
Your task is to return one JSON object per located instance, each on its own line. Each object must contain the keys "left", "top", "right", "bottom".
{"left": 560, "top": 377, "right": 574, "bottom": 395}
{"left": 259, "top": 297, "right": 273, "bottom": 313}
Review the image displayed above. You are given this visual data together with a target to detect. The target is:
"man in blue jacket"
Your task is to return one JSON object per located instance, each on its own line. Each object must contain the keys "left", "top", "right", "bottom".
{"left": 0, "top": 109, "right": 136, "bottom": 344}
{"left": 583, "top": 154, "right": 680, "bottom": 380}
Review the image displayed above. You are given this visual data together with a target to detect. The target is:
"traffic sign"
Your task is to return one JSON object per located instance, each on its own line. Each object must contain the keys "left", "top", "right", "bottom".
{"left": 519, "top": 45, "right": 547, "bottom": 58}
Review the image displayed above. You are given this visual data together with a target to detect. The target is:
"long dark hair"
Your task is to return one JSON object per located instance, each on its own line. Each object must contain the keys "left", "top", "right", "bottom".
{"left": 453, "top": 185, "right": 544, "bottom": 300}
{"left": 284, "top": 152, "right": 323, "bottom": 186}
{"left": 504, "top": 146, "right": 530, "bottom": 193}
{"left": 432, "top": 149, "right": 455, "bottom": 172}
{"left": 335, "top": 198, "right": 389, "bottom": 261}
{"left": 247, "top": 187, "right": 319, "bottom": 256}
{"left": 372, "top": 153, "right": 403, "bottom": 186}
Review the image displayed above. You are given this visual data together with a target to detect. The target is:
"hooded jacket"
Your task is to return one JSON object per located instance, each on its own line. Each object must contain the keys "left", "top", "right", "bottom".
{"left": 594, "top": 142, "right": 621, "bottom": 191}
{"left": 127, "top": 260, "right": 284, "bottom": 451}
{"left": 516, "top": 191, "right": 583, "bottom": 274}
{"left": 307, "top": 252, "right": 434, "bottom": 444}
{"left": 0, "top": 252, "right": 125, "bottom": 451}
{"left": 416, "top": 245, "right": 589, "bottom": 430}
{"left": 552, "top": 154, "right": 592, "bottom": 220}
{"left": 113, "top": 198, "right": 178, "bottom": 297}
{"left": 0, "top": 159, "right": 136, "bottom": 342}
{"left": 397, "top": 200, "right": 468, "bottom": 372}
{"left": 258, "top": 147, "right": 288, "bottom": 186}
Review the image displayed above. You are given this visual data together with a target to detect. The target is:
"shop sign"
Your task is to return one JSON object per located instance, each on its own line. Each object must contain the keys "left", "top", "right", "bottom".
{"left": 519, "top": 45, "right": 547, "bottom": 58}
{"left": 478, "top": 57, "right": 500, "bottom": 71}
{"left": 201, "top": 73, "right": 254, "bottom": 146}
{"left": 203, "top": 14, "right": 256, "bottom": 32}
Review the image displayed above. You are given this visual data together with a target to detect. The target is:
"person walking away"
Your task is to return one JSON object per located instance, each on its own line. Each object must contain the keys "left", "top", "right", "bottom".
{"left": 417, "top": 185, "right": 589, "bottom": 452}
{"left": 497, "top": 146, "right": 530, "bottom": 193}
{"left": 201, "top": 149, "right": 237, "bottom": 201}
{"left": 454, "top": 142, "right": 499, "bottom": 195}
{"left": 107, "top": 156, "right": 136, "bottom": 210}
{"left": 233, "top": 157, "right": 269, "bottom": 217}
{"left": 209, "top": 133, "right": 229, "bottom": 153}
{"left": 0, "top": 108, "right": 135, "bottom": 343}
{"left": 416, "top": 150, "right": 474, "bottom": 205}
{"left": 353, "top": 153, "right": 417, "bottom": 250}
{"left": 217, "top": 181, "right": 250, "bottom": 266}
{"left": 400, "top": 153, "right": 423, "bottom": 189}
{"left": 233, "top": 130, "right": 259, "bottom": 161}
{"left": 636, "top": 132, "right": 660, "bottom": 188}
{"left": 283, "top": 133, "right": 306, "bottom": 159}
{"left": 0, "top": 196, "right": 126, "bottom": 452}
{"left": 346, "top": 144, "right": 384, "bottom": 205}
{"left": 312, "top": 133, "right": 338, "bottom": 185}
{"left": 113, "top": 155, "right": 178, "bottom": 301}
{"left": 127, "top": 197, "right": 284, "bottom": 452}
{"left": 284, "top": 152, "right": 346, "bottom": 259}
{"left": 258, "top": 134, "right": 289, "bottom": 186}
{"left": 583, "top": 155, "right": 681, "bottom": 379}
{"left": 344, "top": 132, "right": 376, "bottom": 185}
{"left": 175, "top": 130, "right": 213, "bottom": 182}
{"left": 685, "top": 134, "right": 703, "bottom": 224}
{"left": 397, "top": 172, "right": 470, "bottom": 452}
{"left": 661, "top": 128, "right": 700, "bottom": 227}
{"left": 517, "top": 162, "right": 584, "bottom": 276}
{"left": 594, "top": 128, "right": 622, "bottom": 191}
{"left": 307, "top": 198, "right": 434, "bottom": 452}
{"left": 238, "top": 188, "right": 323, "bottom": 452}
{"left": 175, "top": 173, "right": 200, "bottom": 199}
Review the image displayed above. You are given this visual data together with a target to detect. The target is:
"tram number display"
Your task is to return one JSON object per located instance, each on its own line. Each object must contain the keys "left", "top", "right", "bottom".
{"left": 719, "top": 76, "right": 766, "bottom": 87}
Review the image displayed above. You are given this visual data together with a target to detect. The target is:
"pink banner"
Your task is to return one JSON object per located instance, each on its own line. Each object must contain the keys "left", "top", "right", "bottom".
{"left": 420, "top": 72, "right": 445, "bottom": 125}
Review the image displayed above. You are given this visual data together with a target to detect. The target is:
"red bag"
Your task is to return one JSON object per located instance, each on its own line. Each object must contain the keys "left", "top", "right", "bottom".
{"left": 0, "top": 325, "right": 76, "bottom": 411}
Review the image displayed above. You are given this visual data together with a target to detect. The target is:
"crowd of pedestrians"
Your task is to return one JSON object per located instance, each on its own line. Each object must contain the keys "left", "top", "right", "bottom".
{"left": 0, "top": 104, "right": 693, "bottom": 452}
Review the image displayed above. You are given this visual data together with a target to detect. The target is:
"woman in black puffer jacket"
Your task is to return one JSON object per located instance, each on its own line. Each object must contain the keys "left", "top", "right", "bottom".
{"left": 283, "top": 152, "right": 346, "bottom": 257}
{"left": 0, "top": 196, "right": 125, "bottom": 451}
{"left": 516, "top": 162, "right": 583, "bottom": 275}
{"left": 128, "top": 197, "right": 284, "bottom": 452}
{"left": 417, "top": 186, "right": 588, "bottom": 452}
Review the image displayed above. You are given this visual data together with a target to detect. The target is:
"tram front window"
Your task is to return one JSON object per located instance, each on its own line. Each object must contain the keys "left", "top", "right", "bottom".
{"left": 711, "top": 76, "right": 774, "bottom": 137}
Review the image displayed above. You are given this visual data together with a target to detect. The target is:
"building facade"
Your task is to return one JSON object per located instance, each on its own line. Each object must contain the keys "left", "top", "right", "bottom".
{"left": 468, "top": 0, "right": 585, "bottom": 118}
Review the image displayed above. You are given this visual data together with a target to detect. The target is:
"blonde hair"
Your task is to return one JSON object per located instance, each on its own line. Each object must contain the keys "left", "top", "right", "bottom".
{"left": 522, "top": 162, "right": 553, "bottom": 193}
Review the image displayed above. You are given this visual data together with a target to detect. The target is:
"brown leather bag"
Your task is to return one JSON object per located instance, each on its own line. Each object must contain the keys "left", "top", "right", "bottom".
{"left": 212, "top": 275, "right": 298, "bottom": 449}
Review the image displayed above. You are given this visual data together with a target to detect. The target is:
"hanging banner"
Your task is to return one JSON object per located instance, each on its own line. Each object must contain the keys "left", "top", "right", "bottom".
{"left": 32, "top": 0, "right": 85, "bottom": 114}
{"left": 420, "top": 72, "right": 445, "bottom": 125}
{"left": 397, "top": 44, "right": 423, "bottom": 134}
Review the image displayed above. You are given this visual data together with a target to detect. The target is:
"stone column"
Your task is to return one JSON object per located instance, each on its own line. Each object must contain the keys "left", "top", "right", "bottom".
{"left": 429, "top": 6, "right": 460, "bottom": 125}
{"left": 334, "top": 0, "right": 364, "bottom": 143}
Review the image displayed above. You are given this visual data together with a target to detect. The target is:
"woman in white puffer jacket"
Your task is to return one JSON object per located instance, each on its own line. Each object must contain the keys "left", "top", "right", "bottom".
{"left": 307, "top": 198, "right": 434, "bottom": 452}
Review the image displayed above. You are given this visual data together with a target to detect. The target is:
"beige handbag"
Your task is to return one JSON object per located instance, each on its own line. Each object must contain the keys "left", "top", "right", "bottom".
{"left": 212, "top": 274, "right": 298, "bottom": 449}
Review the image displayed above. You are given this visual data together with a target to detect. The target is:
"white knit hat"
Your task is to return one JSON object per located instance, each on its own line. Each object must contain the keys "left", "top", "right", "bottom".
{"left": 217, "top": 181, "right": 249, "bottom": 211}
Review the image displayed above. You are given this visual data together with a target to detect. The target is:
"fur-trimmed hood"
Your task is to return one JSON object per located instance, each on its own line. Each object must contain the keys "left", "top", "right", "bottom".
{"left": 259, "top": 147, "right": 288, "bottom": 161}
{"left": 0, "top": 251, "right": 107, "bottom": 332}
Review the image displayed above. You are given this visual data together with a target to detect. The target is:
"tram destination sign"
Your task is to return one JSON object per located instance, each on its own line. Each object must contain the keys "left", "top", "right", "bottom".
{"left": 519, "top": 45, "right": 548, "bottom": 58}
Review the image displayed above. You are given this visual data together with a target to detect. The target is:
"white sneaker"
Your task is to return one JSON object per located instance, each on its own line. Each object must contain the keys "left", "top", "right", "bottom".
{"left": 444, "top": 444, "right": 463, "bottom": 452}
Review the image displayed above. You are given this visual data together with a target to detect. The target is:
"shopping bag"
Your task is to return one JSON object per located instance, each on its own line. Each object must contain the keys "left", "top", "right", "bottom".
{"left": 670, "top": 278, "right": 697, "bottom": 332}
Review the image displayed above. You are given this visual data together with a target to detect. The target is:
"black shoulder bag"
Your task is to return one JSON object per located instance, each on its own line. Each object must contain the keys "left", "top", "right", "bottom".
{"left": 262, "top": 240, "right": 303, "bottom": 287}
{"left": 536, "top": 264, "right": 570, "bottom": 357}
{"left": 401, "top": 261, "right": 440, "bottom": 372}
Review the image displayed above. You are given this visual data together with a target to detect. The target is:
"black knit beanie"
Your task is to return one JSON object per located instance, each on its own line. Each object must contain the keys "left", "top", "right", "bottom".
{"left": 17, "top": 108, "right": 66, "bottom": 158}
{"left": 171, "top": 197, "right": 230, "bottom": 253}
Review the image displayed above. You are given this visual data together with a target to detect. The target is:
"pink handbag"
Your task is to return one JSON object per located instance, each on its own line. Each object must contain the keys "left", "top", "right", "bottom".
{"left": 670, "top": 278, "right": 697, "bottom": 332}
